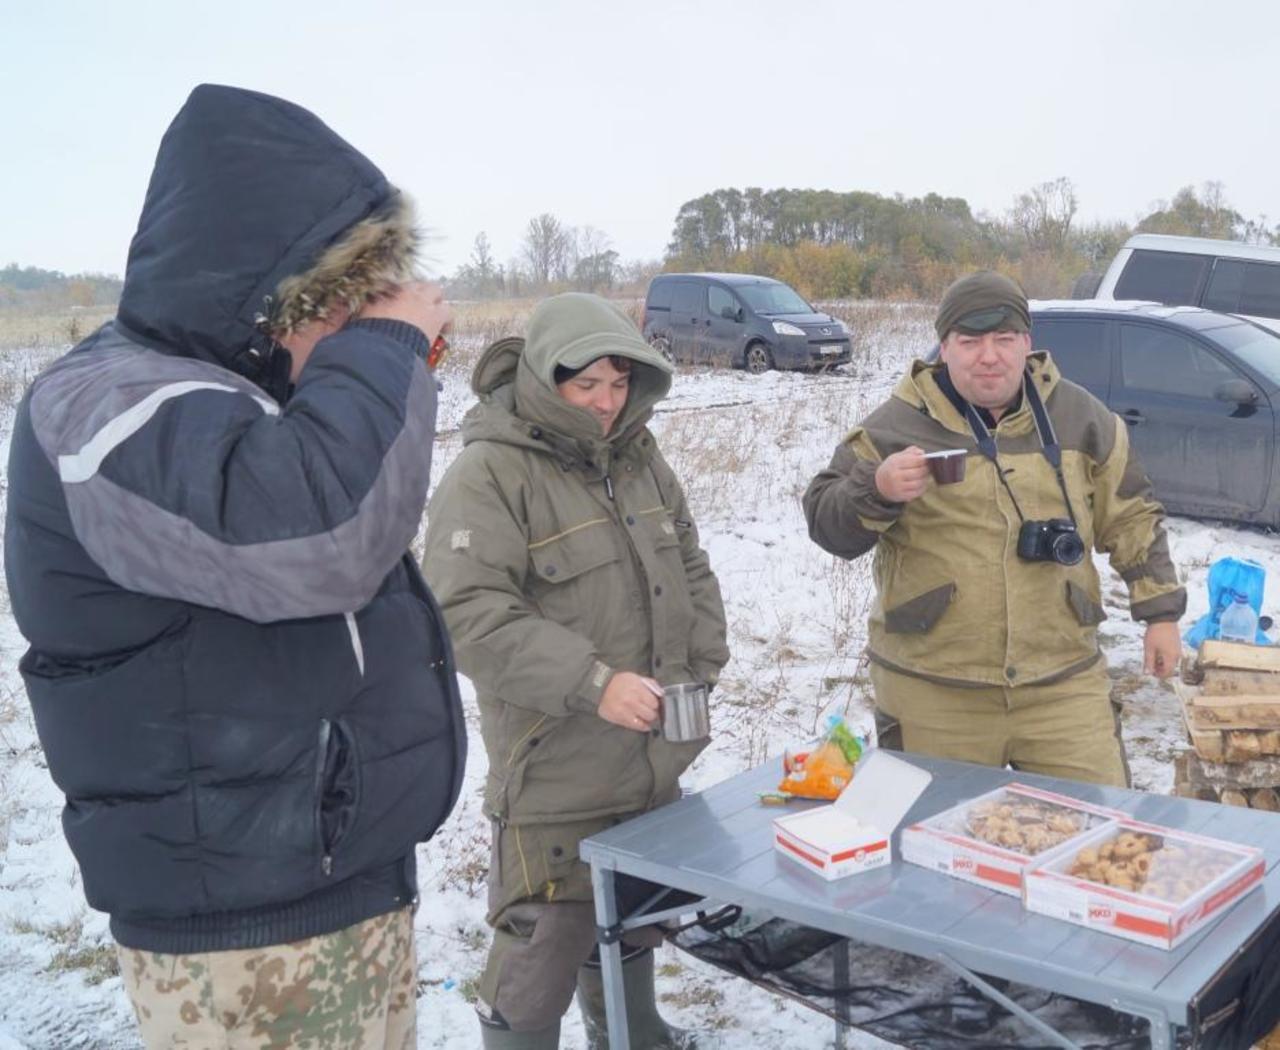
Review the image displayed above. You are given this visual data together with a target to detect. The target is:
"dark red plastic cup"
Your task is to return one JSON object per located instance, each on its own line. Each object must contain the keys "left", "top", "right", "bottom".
{"left": 925, "top": 449, "right": 966, "bottom": 485}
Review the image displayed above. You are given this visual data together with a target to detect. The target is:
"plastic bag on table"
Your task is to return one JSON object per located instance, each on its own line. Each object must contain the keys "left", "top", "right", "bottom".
{"left": 776, "top": 716, "right": 864, "bottom": 800}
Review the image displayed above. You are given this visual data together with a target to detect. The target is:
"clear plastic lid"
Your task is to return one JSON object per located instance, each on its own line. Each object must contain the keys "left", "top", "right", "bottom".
{"left": 926, "top": 788, "right": 1109, "bottom": 857}
{"left": 1059, "top": 830, "right": 1241, "bottom": 902}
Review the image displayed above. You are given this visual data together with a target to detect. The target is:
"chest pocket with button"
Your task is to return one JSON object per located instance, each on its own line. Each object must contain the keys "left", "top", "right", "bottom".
{"left": 527, "top": 520, "right": 624, "bottom": 639}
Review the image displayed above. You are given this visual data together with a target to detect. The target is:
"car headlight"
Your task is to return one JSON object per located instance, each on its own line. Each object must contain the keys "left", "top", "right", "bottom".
{"left": 772, "top": 321, "right": 805, "bottom": 336}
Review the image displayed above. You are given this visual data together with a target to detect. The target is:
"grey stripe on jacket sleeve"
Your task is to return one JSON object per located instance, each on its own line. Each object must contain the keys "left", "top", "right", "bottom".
{"left": 58, "top": 380, "right": 279, "bottom": 482}
{"left": 31, "top": 330, "right": 436, "bottom": 623}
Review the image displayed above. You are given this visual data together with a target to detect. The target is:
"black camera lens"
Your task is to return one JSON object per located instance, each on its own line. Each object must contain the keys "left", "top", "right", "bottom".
{"left": 1051, "top": 529, "right": 1085, "bottom": 566}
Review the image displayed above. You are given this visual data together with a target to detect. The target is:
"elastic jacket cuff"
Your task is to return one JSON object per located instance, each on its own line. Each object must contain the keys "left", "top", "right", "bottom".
{"left": 846, "top": 458, "right": 904, "bottom": 522}
{"left": 1131, "top": 588, "right": 1188, "bottom": 624}
{"left": 691, "top": 663, "right": 720, "bottom": 692}
{"left": 569, "top": 660, "right": 614, "bottom": 715}
{"left": 347, "top": 318, "right": 429, "bottom": 361}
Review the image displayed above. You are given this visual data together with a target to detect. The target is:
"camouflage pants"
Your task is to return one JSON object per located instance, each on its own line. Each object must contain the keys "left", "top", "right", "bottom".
{"left": 117, "top": 908, "right": 417, "bottom": 1050}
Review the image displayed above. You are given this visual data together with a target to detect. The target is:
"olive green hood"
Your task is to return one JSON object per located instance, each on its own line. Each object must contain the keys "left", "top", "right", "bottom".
{"left": 466, "top": 293, "right": 673, "bottom": 460}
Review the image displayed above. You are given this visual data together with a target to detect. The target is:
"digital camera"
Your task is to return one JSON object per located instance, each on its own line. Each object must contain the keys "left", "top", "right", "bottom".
{"left": 1016, "top": 518, "right": 1085, "bottom": 566}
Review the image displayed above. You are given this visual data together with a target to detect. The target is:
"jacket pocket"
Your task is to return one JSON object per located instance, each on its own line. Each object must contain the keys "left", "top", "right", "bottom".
{"left": 1065, "top": 580, "right": 1107, "bottom": 627}
{"left": 526, "top": 521, "right": 623, "bottom": 636}
{"left": 885, "top": 583, "right": 956, "bottom": 634}
{"left": 314, "top": 718, "right": 360, "bottom": 877}
{"left": 528, "top": 521, "right": 619, "bottom": 583}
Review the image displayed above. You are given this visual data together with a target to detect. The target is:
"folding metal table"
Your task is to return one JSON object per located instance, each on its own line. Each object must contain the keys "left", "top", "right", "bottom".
{"left": 581, "top": 753, "right": 1280, "bottom": 1049}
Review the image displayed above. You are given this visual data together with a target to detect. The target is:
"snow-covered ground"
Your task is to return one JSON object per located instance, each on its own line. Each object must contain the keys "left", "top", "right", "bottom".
{"left": 0, "top": 308, "right": 1276, "bottom": 1048}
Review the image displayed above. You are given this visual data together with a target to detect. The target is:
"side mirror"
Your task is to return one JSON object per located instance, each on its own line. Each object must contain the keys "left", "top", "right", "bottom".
{"left": 721, "top": 305, "right": 741, "bottom": 321}
{"left": 1213, "top": 379, "right": 1258, "bottom": 405}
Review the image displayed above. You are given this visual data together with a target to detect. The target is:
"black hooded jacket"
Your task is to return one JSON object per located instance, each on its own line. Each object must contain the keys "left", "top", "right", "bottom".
{"left": 3, "top": 85, "right": 466, "bottom": 952}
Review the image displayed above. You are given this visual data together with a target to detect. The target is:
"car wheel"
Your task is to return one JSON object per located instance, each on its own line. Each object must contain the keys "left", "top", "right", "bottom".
{"left": 744, "top": 342, "right": 773, "bottom": 375}
{"left": 649, "top": 335, "right": 675, "bottom": 365}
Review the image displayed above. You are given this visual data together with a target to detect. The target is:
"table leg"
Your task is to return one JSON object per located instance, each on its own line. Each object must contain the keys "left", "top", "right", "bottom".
{"left": 832, "top": 937, "right": 849, "bottom": 1050}
{"left": 590, "top": 860, "right": 630, "bottom": 1050}
{"left": 1112, "top": 1000, "right": 1176, "bottom": 1050}
{"left": 1145, "top": 1015, "right": 1176, "bottom": 1050}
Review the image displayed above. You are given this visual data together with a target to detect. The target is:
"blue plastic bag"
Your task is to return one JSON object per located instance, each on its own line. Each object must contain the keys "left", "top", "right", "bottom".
{"left": 1184, "top": 556, "right": 1269, "bottom": 647}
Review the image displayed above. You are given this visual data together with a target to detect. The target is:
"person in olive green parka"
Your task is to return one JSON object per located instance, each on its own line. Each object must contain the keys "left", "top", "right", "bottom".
{"left": 423, "top": 293, "right": 728, "bottom": 1049}
{"left": 803, "top": 272, "right": 1185, "bottom": 788}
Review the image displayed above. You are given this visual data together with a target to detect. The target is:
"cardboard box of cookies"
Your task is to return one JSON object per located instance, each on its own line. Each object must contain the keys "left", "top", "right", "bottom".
{"left": 772, "top": 749, "right": 933, "bottom": 881}
{"left": 900, "top": 784, "right": 1122, "bottom": 896}
{"left": 1024, "top": 819, "right": 1264, "bottom": 949}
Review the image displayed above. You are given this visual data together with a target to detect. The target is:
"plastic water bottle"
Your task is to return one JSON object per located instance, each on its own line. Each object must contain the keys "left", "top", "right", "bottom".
{"left": 1220, "top": 593, "right": 1259, "bottom": 644}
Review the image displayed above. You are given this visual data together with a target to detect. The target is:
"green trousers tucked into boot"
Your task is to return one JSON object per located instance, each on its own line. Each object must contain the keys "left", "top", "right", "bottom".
{"left": 577, "top": 949, "right": 701, "bottom": 1050}
{"left": 478, "top": 1006, "right": 560, "bottom": 1050}
{"left": 478, "top": 998, "right": 563, "bottom": 1050}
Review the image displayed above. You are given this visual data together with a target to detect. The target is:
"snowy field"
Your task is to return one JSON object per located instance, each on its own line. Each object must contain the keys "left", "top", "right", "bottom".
{"left": 0, "top": 304, "right": 1276, "bottom": 1048}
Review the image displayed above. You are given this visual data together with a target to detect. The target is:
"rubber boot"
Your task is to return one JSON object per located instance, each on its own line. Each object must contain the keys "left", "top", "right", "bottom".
{"left": 576, "top": 949, "right": 702, "bottom": 1049}
{"left": 477, "top": 1007, "right": 561, "bottom": 1050}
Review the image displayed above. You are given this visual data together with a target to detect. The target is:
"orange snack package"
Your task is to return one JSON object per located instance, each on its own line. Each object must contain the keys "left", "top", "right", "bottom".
{"left": 777, "top": 718, "right": 864, "bottom": 800}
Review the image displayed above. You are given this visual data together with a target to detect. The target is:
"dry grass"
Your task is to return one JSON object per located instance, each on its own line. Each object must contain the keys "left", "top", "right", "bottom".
{"left": 656, "top": 954, "right": 734, "bottom": 1030}
{"left": 819, "top": 557, "right": 873, "bottom": 653}
{"left": 651, "top": 407, "right": 762, "bottom": 510}
{"left": 48, "top": 942, "right": 120, "bottom": 985}
{"left": 0, "top": 307, "right": 115, "bottom": 351}
{"left": 818, "top": 300, "right": 934, "bottom": 378}
{"left": 0, "top": 297, "right": 912, "bottom": 384}
{"left": 10, "top": 917, "right": 120, "bottom": 985}
{"left": 0, "top": 682, "right": 30, "bottom": 852}
{"left": 430, "top": 820, "right": 490, "bottom": 895}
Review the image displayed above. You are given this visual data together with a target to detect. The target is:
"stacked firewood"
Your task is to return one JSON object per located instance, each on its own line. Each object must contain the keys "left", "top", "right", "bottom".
{"left": 1174, "top": 640, "right": 1280, "bottom": 810}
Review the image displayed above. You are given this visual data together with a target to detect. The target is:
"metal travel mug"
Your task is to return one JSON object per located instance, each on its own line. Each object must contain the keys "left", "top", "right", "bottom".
{"left": 660, "top": 683, "right": 710, "bottom": 742}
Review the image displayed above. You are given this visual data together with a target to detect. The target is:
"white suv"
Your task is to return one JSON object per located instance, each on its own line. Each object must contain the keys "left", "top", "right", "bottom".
{"left": 1085, "top": 234, "right": 1280, "bottom": 335}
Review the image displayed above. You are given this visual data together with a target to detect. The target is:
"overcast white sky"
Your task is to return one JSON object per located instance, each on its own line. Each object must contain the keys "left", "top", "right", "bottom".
{"left": 3, "top": 0, "right": 1278, "bottom": 279}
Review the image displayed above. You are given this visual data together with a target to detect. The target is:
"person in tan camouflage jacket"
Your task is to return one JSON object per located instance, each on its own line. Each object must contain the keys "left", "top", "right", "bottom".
{"left": 804, "top": 272, "right": 1185, "bottom": 787}
{"left": 423, "top": 292, "right": 728, "bottom": 1049}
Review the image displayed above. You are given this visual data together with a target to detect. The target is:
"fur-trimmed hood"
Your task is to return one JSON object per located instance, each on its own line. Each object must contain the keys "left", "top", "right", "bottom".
{"left": 116, "top": 84, "right": 419, "bottom": 392}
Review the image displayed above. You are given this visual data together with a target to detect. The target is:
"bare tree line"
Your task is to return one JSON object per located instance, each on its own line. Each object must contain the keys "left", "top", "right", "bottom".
{"left": 447, "top": 216, "right": 662, "bottom": 300}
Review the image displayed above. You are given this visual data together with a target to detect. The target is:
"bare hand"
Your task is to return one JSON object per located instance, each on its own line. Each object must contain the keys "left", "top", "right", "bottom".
{"left": 598, "top": 672, "right": 663, "bottom": 732}
{"left": 874, "top": 446, "right": 930, "bottom": 503}
{"left": 1143, "top": 621, "right": 1182, "bottom": 679}
{"left": 358, "top": 280, "right": 453, "bottom": 345}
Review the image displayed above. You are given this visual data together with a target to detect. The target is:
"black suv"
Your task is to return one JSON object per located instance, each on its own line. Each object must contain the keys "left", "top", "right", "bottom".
{"left": 642, "top": 273, "right": 852, "bottom": 373}
{"left": 932, "top": 302, "right": 1280, "bottom": 527}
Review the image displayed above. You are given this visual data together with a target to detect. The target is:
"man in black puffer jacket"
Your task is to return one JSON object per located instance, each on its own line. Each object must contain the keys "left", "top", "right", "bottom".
{"left": 4, "top": 84, "right": 465, "bottom": 1048}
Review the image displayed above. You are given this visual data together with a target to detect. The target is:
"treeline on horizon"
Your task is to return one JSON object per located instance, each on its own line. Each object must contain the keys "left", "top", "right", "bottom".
{"left": 0, "top": 264, "right": 122, "bottom": 313}
{"left": 9, "top": 179, "right": 1277, "bottom": 311}
{"left": 661, "top": 179, "right": 1279, "bottom": 301}
{"left": 445, "top": 178, "right": 1279, "bottom": 303}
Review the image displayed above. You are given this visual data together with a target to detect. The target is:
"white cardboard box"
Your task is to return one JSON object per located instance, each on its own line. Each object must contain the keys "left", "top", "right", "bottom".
{"left": 1024, "top": 818, "right": 1264, "bottom": 950}
{"left": 772, "top": 749, "right": 933, "bottom": 880}
{"left": 900, "top": 783, "right": 1122, "bottom": 896}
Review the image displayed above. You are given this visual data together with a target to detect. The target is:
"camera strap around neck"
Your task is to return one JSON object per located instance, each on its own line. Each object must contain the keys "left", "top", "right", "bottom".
{"left": 960, "top": 370, "right": 1077, "bottom": 525}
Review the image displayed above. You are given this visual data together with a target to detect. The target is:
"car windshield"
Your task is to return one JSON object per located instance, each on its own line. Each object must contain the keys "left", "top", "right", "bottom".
{"left": 737, "top": 282, "right": 813, "bottom": 315}
{"left": 1209, "top": 322, "right": 1280, "bottom": 386}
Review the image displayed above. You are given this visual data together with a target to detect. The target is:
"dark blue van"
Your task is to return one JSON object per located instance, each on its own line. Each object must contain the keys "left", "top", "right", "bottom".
{"left": 642, "top": 272, "right": 852, "bottom": 373}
